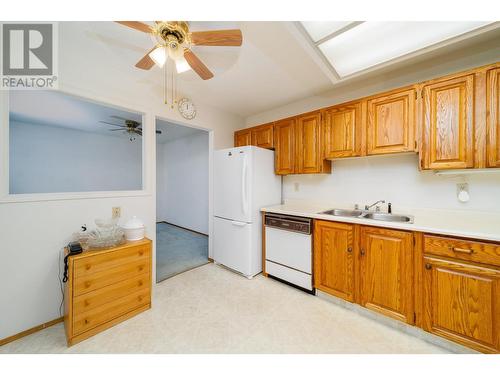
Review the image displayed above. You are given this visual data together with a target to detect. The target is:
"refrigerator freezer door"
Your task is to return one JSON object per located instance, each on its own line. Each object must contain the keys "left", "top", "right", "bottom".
{"left": 213, "top": 216, "right": 254, "bottom": 276}
{"left": 214, "top": 148, "right": 252, "bottom": 223}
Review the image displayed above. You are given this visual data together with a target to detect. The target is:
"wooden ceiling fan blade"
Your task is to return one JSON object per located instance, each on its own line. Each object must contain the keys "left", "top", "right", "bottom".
{"left": 191, "top": 29, "right": 242, "bottom": 46}
{"left": 135, "top": 47, "right": 157, "bottom": 70}
{"left": 184, "top": 50, "right": 214, "bottom": 80}
{"left": 115, "top": 21, "right": 152, "bottom": 33}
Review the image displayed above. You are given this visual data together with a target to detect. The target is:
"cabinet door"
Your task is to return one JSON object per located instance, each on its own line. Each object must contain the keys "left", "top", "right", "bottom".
{"left": 296, "top": 112, "right": 330, "bottom": 174}
{"left": 360, "top": 227, "right": 414, "bottom": 324}
{"left": 234, "top": 129, "right": 252, "bottom": 147}
{"left": 323, "top": 102, "right": 362, "bottom": 158}
{"left": 487, "top": 67, "right": 500, "bottom": 168}
{"left": 367, "top": 88, "right": 416, "bottom": 155}
{"left": 274, "top": 118, "right": 296, "bottom": 175}
{"left": 422, "top": 256, "right": 500, "bottom": 353}
{"left": 251, "top": 123, "right": 274, "bottom": 149}
{"left": 314, "top": 221, "right": 355, "bottom": 302}
{"left": 422, "top": 74, "right": 474, "bottom": 169}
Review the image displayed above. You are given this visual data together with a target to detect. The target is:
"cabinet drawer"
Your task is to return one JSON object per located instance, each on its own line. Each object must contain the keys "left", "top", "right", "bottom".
{"left": 73, "top": 258, "right": 149, "bottom": 297}
{"left": 73, "top": 273, "right": 150, "bottom": 315}
{"left": 424, "top": 235, "right": 500, "bottom": 267}
{"left": 73, "top": 288, "right": 150, "bottom": 336}
{"left": 74, "top": 245, "right": 150, "bottom": 278}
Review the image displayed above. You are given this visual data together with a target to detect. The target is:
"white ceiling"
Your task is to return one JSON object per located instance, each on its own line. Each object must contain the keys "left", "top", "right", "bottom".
{"left": 44, "top": 21, "right": 500, "bottom": 120}
{"left": 156, "top": 119, "right": 205, "bottom": 144}
{"left": 9, "top": 90, "right": 143, "bottom": 138}
{"left": 59, "top": 21, "right": 334, "bottom": 118}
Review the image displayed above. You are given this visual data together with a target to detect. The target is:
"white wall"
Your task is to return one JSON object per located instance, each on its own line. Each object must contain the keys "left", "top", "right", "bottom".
{"left": 10, "top": 120, "right": 142, "bottom": 194}
{"left": 284, "top": 154, "right": 500, "bottom": 212}
{"left": 0, "top": 22, "right": 244, "bottom": 341}
{"left": 156, "top": 131, "right": 209, "bottom": 234}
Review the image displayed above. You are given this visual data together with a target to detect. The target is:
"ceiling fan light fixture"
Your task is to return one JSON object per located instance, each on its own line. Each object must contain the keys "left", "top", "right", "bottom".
{"left": 175, "top": 57, "right": 191, "bottom": 73}
{"left": 149, "top": 46, "right": 167, "bottom": 68}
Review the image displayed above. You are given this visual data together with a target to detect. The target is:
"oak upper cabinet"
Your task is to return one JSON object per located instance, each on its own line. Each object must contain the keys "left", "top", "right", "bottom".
{"left": 487, "top": 67, "right": 500, "bottom": 167}
{"left": 251, "top": 123, "right": 274, "bottom": 149}
{"left": 314, "top": 221, "right": 355, "bottom": 302}
{"left": 422, "top": 256, "right": 500, "bottom": 353}
{"left": 295, "top": 111, "right": 331, "bottom": 174}
{"left": 421, "top": 74, "right": 474, "bottom": 169}
{"left": 234, "top": 129, "right": 252, "bottom": 147}
{"left": 360, "top": 227, "right": 414, "bottom": 324}
{"left": 323, "top": 101, "right": 363, "bottom": 158}
{"left": 274, "top": 118, "right": 296, "bottom": 175}
{"left": 367, "top": 88, "right": 416, "bottom": 155}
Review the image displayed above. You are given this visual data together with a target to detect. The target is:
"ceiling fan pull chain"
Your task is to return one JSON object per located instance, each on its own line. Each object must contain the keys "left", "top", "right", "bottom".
{"left": 163, "top": 61, "right": 167, "bottom": 105}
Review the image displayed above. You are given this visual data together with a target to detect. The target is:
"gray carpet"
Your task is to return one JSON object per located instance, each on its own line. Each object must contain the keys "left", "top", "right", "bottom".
{"left": 156, "top": 222, "right": 209, "bottom": 282}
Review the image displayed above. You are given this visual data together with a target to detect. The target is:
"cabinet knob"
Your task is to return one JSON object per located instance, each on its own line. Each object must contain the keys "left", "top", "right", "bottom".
{"left": 84, "top": 319, "right": 89, "bottom": 324}
{"left": 85, "top": 264, "right": 91, "bottom": 270}
{"left": 85, "top": 281, "right": 91, "bottom": 288}
{"left": 360, "top": 249, "right": 365, "bottom": 256}
{"left": 347, "top": 247, "right": 353, "bottom": 253}
{"left": 139, "top": 250, "right": 144, "bottom": 256}
{"left": 425, "top": 263, "right": 432, "bottom": 270}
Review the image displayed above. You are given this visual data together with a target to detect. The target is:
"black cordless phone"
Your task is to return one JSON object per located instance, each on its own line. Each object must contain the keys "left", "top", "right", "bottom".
{"left": 63, "top": 241, "right": 83, "bottom": 283}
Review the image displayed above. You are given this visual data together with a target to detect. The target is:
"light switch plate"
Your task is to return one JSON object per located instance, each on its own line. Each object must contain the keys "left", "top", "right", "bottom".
{"left": 112, "top": 207, "right": 121, "bottom": 219}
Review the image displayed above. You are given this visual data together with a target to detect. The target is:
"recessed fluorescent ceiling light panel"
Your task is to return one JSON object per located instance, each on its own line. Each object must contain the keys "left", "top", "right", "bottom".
{"left": 301, "top": 21, "right": 493, "bottom": 78}
{"left": 301, "top": 21, "right": 354, "bottom": 42}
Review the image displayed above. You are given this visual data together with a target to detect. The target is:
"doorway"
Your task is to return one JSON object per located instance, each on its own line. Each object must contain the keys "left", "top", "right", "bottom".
{"left": 155, "top": 118, "right": 210, "bottom": 282}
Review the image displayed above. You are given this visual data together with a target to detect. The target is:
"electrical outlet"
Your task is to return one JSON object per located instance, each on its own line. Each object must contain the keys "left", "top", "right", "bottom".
{"left": 112, "top": 207, "right": 121, "bottom": 219}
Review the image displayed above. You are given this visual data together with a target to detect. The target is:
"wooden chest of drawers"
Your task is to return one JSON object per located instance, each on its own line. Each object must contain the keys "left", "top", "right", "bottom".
{"left": 64, "top": 239, "right": 152, "bottom": 346}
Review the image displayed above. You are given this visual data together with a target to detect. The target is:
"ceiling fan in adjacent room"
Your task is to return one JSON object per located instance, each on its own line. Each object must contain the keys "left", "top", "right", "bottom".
{"left": 115, "top": 21, "right": 243, "bottom": 109}
{"left": 99, "top": 115, "right": 162, "bottom": 141}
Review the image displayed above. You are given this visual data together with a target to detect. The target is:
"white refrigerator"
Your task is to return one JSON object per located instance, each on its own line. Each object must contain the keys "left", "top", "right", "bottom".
{"left": 213, "top": 146, "right": 281, "bottom": 278}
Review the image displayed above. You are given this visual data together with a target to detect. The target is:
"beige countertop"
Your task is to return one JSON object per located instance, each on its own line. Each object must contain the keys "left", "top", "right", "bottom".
{"left": 261, "top": 200, "right": 500, "bottom": 242}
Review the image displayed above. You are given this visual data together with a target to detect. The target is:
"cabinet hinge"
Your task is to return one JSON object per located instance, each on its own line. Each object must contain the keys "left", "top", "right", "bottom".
{"left": 413, "top": 236, "right": 416, "bottom": 246}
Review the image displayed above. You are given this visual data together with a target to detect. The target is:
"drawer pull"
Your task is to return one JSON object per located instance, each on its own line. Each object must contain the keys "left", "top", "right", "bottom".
{"left": 84, "top": 300, "right": 90, "bottom": 307}
{"left": 139, "top": 250, "right": 144, "bottom": 256}
{"left": 425, "top": 263, "right": 432, "bottom": 270}
{"left": 138, "top": 281, "right": 143, "bottom": 286}
{"left": 85, "top": 264, "right": 91, "bottom": 270}
{"left": 138, "top": 266, "right": 144, "bottom": 271}
{"left": 85, "top": 281, "right": 91, "bottom": 288}
{"left": 360, "top": 249, "right": 366, "bottom": 256}
{"left": 347, "top": 247, "right": 353, "bottom": 253}
{"left": 84, "top": 319, "right": 89, "bottom": 324}
{"left": 450, "top": 246, "right": 474, "bottom": 255}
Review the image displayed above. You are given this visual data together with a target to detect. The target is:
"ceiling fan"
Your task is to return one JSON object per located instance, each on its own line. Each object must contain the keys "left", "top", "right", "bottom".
{"left": 116, "top": 21, "right": 243, "bottom": 80}
{"left": 99, "top": 115, "right": 162, "bottom": 141}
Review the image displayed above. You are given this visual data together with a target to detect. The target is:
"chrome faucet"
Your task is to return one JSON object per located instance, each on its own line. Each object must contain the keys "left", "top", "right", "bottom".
{"left": 365, "top": 200, "right": 385, "bottom": 211}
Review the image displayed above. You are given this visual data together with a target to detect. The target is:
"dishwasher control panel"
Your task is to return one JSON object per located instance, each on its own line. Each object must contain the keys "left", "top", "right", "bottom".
{"left": 265, "top": 214, "right": 311, "bottom": 234}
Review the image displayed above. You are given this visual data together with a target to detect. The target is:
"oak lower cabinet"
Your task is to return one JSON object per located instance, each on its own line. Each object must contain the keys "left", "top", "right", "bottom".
{"left": 422, "top": 256, "right": 499, "bottom": 353}
{"left": 314, "top": 221, "right": 355, "bottom": 302}
{"left": 234, "top": 129, "right": 252, "bottom": 147}
{"left": 367, "top": 88, "right": 416, "bottom": 155}
{"left": 295, "top": 111, "right": 331, "bottom": 174}
{"left": 359, "top": 227, "right": 414, "bottom": 324}
{"left": 274, "top": 117, "right": 296, "bottom": 175}
{"left": 421, "top": 74, "right": 475, "bottom": 169}
{"left": 323, "top": 101, "right": 363, "bottom": 158}
{"left": 64, "top": 239, "right": 152, "bottom": 346}
{"left": 487, "top": 67, "right": 500, "bottom": 167}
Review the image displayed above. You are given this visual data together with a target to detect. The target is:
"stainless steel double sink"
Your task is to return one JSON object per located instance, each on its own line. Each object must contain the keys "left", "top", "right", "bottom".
{"left": 319, "top": 208, "right": 414, "bottom": 223}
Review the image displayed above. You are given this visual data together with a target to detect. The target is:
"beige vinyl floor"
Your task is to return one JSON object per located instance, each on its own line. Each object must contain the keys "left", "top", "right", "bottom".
{"left": 1, "top": 263, "right": 462, "bottom": 354}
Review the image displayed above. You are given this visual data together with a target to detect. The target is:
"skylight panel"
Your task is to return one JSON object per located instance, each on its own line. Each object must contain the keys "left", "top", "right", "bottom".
{"left": 301, "top": 21, "right": 355, "bottom": 42}
{"left": 317, "top": 21, "right": 492, "bottom": 77}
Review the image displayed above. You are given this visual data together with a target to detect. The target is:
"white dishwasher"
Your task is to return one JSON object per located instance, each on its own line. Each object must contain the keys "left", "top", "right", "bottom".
{"left": 264, "top": 213, "right": 314, "bottom": 293}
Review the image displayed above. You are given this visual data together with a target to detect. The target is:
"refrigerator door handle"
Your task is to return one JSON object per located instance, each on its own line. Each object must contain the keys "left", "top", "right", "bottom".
{"left": 241, "top": 154, "right": 249, "bottom": 217}
{"left": 231, "top": 220, "right": 247, "bottom": 227}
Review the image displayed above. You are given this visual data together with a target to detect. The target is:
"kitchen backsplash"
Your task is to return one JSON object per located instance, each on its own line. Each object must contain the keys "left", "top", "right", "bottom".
{"left": 283, "top": 154, "right": 500, "bottom": 213}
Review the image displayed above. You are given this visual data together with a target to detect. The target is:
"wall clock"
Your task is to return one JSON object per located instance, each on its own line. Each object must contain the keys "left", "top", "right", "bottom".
{"left": 178, "top": 98, "right": 196, "bottom": 120}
